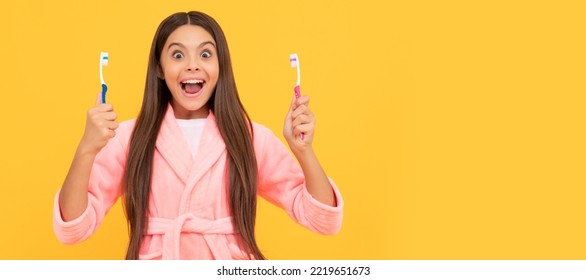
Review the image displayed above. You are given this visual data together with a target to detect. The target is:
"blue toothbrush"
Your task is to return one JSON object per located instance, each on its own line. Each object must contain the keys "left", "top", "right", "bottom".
{"left": 99, "top": 52, "right": 109, "bottom": 103}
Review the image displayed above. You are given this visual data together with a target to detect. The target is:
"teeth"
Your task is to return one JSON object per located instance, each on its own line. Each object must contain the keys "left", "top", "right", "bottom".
{"left": 182, "top": 79, "right": 204, "bottom": 84}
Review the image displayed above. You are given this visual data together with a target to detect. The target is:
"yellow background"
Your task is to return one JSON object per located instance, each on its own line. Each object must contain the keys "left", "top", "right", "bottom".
{"left": 1, "top": 0, "right": 585, "bottom": 259}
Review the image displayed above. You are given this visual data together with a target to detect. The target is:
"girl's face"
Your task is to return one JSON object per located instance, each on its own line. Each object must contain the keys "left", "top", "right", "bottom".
{"left": 159, "top": 24, "right": 219, "bottom": 119}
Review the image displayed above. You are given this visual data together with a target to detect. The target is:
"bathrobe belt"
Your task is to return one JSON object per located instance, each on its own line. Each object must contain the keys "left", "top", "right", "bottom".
{"left": 148, "top": 213, "right": 235, "bottom": 259}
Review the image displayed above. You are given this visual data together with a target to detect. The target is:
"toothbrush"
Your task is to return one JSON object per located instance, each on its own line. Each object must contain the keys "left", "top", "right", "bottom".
{"left": 289, "top": 53, "right": 304, "bottom": 140}
{"left": 289, "top": 53, "right": 301, "bottom": 98}
{"left": 99, "top": 52, "right": 109, "bottom": 104}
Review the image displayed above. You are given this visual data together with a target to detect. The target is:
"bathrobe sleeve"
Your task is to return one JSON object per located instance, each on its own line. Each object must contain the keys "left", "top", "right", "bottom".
{"left": 254, "top": 124, "right": 343, "bottom": 235}
{"left": 52, "top": 121, "right": 130, "bottom": 244}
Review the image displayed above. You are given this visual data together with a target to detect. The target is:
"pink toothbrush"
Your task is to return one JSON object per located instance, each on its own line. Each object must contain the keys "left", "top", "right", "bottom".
{"left": 289, "top": 53, "right": 304, "bottom": 140}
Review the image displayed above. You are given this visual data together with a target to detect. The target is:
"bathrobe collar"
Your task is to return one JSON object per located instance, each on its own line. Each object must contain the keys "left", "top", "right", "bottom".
{"left": 156, "top": 104, "right": 226, "bottom": 187}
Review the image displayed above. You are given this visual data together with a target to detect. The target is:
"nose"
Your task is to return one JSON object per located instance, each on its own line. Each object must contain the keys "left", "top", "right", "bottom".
{"left": 187, "top": 65, "right": 200, "bottom": 72}
{"left": 186, "top": 58, "right": 200, "bottom": 72}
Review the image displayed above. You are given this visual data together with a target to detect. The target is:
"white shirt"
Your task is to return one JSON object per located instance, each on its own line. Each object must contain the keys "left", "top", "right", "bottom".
{"left": 176, "top": 118, "right": 206, "bottom": 160}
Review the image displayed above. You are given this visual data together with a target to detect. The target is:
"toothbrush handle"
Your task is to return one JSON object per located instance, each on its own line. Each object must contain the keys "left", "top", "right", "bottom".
{"left": 293, "top": 85, "right": 304, "bottom": 140}
{"left": 101, "top": 84, "right": 108, "bottom": 104}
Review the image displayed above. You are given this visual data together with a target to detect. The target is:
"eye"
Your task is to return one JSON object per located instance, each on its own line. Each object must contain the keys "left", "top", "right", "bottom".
{"left": 172, "top": 51, "right": 184, "bottom": 59}
{"left": 201, "top": 50, "right": 212, "bottom": 59}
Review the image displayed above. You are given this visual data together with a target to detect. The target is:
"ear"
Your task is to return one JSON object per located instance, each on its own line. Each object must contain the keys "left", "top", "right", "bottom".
{"left": 156, "top": 64, "right": 165, "bottom": 80}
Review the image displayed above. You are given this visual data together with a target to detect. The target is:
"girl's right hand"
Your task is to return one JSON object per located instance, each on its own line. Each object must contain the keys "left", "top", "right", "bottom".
{"left": 78, "top": 93, "right": 119, "bottom": 155}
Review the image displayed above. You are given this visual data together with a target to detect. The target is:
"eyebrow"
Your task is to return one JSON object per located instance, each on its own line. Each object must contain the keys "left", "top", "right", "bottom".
{"left": 168, "top": 41, "right": 216, "bottom": 50}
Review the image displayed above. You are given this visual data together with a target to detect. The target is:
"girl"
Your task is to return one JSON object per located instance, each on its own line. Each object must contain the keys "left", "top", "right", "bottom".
{"left": 53, "top": 11, "right": 343, "bottom": 260}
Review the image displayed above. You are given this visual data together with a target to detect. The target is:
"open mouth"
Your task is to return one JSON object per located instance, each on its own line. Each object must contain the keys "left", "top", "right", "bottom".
{"left": 180, "top": 79, "right": 205, "bottom": 94}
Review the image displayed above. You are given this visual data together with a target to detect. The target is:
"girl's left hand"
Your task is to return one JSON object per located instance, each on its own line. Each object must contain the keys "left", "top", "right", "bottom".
{"left": 284, "top": 94, "right": 315, "bottom": 154}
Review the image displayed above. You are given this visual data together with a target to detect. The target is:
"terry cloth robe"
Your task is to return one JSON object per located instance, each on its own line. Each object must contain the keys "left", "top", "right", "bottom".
{"left": 53, "top": 105, "right": 343, "bottom": 260}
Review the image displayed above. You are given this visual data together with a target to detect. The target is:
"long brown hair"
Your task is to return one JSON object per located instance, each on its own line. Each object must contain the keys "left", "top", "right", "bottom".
{"left": 124, "top": 11, "right": 264, "bottom": 260}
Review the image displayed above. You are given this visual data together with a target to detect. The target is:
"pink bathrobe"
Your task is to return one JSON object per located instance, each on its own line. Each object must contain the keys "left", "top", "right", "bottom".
{"left": 53, "top": 105, "right": 343, "bottom": 259}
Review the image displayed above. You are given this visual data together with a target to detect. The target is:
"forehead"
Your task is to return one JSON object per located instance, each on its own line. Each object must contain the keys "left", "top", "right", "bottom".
{"left": 165, "top": 25, "right": 215, "bottom": 48}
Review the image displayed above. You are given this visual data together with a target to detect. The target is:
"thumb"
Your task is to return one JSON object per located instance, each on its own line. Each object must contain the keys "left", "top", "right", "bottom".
{"left": 286, "top": 95, "right": 296, "bottom": 117}
{"left": 290, "top": 94, "right": 298, "bottom": 110}
{"left": 96, "top": 92, "right": 102, "bottom": 105}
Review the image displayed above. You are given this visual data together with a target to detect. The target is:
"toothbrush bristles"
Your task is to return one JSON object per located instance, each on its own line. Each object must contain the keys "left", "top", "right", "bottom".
{"left": 100, "top": 52, "right": 109, "bottom": 66}
{"left": 289, "top": 53, "right": 298, "bottom": 67}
